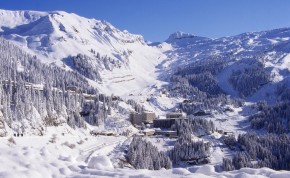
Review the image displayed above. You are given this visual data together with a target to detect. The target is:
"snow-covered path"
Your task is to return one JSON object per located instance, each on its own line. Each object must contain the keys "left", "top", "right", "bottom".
{"left": 0, "top": 131, "right": 290, "bottom": 178}
{"left": 80, "top": 140, "right": 124, "bottom": 163}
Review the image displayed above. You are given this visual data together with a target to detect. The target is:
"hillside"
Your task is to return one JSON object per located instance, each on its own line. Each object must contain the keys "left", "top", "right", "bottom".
{"left": 2, "top": 9, "right": 290, "bottom": 102}
{"left": 1, "top": 9, "right": 290, "bottom": 178}
{"left": 0, "top": 9, "right": 167, "bottom": 97}
{"left": 161, "top": 29, "right": 290, "bottom": 101}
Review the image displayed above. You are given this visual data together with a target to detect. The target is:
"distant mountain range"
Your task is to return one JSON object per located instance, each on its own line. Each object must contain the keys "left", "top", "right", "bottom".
{"left": 1, "top": 9, "right": 290, "bottom": 101}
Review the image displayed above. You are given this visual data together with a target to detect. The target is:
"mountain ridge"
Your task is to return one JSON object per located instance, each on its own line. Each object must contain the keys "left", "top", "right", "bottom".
{"left": 0, "top": 9, "right": 290, "bottom": 101}
{"left": 0, "top": 9, "right": 167, "bottom": 97}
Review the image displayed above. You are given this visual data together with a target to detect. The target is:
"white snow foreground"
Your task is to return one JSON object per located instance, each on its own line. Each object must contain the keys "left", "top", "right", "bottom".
{"left": 0, "top": 133, "right": 289, "bottom": 178}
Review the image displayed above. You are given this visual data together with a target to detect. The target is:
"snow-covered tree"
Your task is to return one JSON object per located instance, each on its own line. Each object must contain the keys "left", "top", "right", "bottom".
{"left": 127, "top": 137, "right": 172, "bottom": 170}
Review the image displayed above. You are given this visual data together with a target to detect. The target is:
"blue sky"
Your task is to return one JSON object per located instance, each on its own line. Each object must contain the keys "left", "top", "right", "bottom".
{"left": 1, "top": 0, "right": 290, "bottom": 42}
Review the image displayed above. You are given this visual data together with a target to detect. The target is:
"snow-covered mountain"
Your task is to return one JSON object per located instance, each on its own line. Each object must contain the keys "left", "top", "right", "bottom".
{"left": 0, "top": 9, "right": 145, "bottom": 61}
{"left": 0, "top": 9, "right": 166, "bottom": 97}
{"left": 2, "top": 9, "right": 290, "bottom": 102}
{"left": 161, "top": 28, "right": 290, "bottom": 102}
{"left": 1, "top": 9, "right": 290, "bottom": 120}
{"left": 2, "top": 9, "right": 290, "bottom": 178}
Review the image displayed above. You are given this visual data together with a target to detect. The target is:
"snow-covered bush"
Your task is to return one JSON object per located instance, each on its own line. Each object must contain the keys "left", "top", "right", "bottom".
{"left": 168, "top": 133, "right": 210, "bottom": 164}
{"left": 175, "top": 117, "right": 215, "bottom": 137}
{"left": 88, "top": 155, "right": 114, "bottom": 170}
{"left": 127, "top": 137, "right": 172, "bottom": 170}
{"left": 223, "top": 132, "right": 290, "bottom": 171}
{"left": 250, "top": 101, "right": 290, "bottom": 134}
{"left": 49, "top": 134, "right": 57, "bottom": 143}
{"left": 65, "top": 54, "right": 101, "bottom": 81}
{"left": 7, "top": 137, "right": 16, "bottom": 145}
{"left": 222, "top": 135, "right": 237, "bottom": 148}
{"left": 229, "top": 60, "right": 271, "bottom": 97}
{"left": 62, "top": 141, "right": 76, "bottom": 149}
{"left": 170, "top": 57, "right": 242, "bottom": 113}
{"left": 0, "top": 38, "right": 123, "bottom": 134}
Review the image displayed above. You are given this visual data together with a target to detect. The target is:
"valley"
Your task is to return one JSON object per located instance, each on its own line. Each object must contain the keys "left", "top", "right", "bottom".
{"left": 0, "top": 9, "right": 290, "bottom": 178}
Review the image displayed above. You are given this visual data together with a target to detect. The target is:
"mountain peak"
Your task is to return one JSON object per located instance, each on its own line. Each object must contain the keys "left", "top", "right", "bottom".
{"left": 165, "top": 31, "right": 210, "bottom": 44}
{"left": 167, "top": 31, "right": 195, "bottom": 40}
{"left": 0, "top": 9, "right": 147, "bottom": 62}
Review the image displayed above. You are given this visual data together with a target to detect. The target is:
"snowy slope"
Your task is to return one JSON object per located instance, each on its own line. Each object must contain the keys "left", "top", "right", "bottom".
{"left": 163, "top": 29, "right": 290, "bottom": 101}
{"left": 164, "top": 29, "right": 290, "bottom": 71}
{"left": 1, "top": 9, "right": 290, "bottom": 111}
{"left": 0, "top": 9, "right": 47, "bottom": 28}
{"left": 0, "top": 9, "right": 167, "bottom": 98}
{"left": 1, "top": 131, "right": 290, "bottom": 178}
{"left": 1, "top": 9, "right": 290, "bottom": 101}
{"left": 1, "top": 9, "right": 290, "bottom": 118}
{"left": 0, "top": 10, "right": 145, "bottom": 61}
